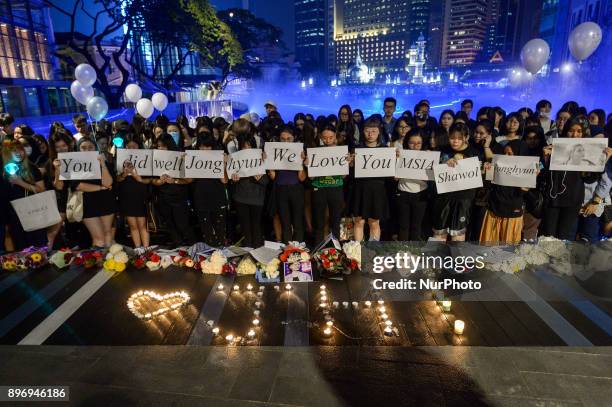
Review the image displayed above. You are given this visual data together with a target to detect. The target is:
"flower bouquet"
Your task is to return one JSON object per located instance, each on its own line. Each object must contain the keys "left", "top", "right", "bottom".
{"left": 103, "top": 244, "right": 129, "bottom": 272}
{"left": 342, "top": 241, "right": 361, "bottom": 272}
{"left": 23, "top": 247, "right": 48, "bottom": 270}
{"left": 49, "top": 248, "right": 74, "bottom": 270}
{"left": 73, "top": 249, "right": 104, "bottom": 269}
{"left": 1, "top": 253, "right": 25, "bottom": 271}
{"left": 200, "top": 250, "right": 228, "bottom": 275}
{"left": 314, "top": 247, "right": 346, "bottom": 276}
{"left": 172, "top": 249, "right": 195, "bottom": 269}
{"left": 256, "top": 258, "right": 281, "bottom": 283}
{"left": 237, "top": 256, "right": 257, "bottom": 275}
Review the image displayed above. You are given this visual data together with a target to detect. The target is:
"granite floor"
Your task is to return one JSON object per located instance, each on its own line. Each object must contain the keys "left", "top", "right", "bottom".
{"left": 1, "top": 346, "right": 612, "bottom": 406}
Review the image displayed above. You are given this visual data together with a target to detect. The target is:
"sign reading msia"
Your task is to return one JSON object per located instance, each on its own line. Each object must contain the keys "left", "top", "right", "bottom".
{"left": 264, "top": 142, "right": 304, "bottom": 171}
{"left": 152, "top": 150, "right": 184, "bottom": 178}
{"left": 433, "top": 157, "right": 483, "bottom": 194}
{"left": 116, "top": 149, "right": 153, "bottom": 175}
{"left": 58, "top": 152, "right": 101, "bottom": 180}
{"left": 354, "top": 147, "right": 396, "bottom": 178}
{"left": 226, "top": 149, "right": 265, "bottom": 177}
{"left": 396, "top": 150, "right": 440, "bottom": 180}
{"left": 185, "top": 150, "right": 225, "bottom": 179}
{"left": 307, "top": 146, "right": 349, "bottom": 177}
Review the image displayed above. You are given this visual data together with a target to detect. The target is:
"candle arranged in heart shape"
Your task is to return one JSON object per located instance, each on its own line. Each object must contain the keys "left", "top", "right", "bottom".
{"left": 127, "top": 290, "right": 190, "bottom": 320}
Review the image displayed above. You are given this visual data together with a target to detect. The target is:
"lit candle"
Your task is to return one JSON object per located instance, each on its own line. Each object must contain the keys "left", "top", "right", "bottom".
{"left": 384, "top": 326, "right": 393, "bottom": 336}
{"left": 247, "top": 284, "right": 253, "bottom": 291}
{"left": 326, "top": 320, "right": 334, "bottom": 327}
{"left": 225, "top": 334, "right": 234, "bottom": 343}
{"left": 323, "top": 327, "right": 332, "bottom": 336}
{"left": 212, "top": 327, "right": 220, "bottom": 335}
{"left": 320, "top": 302, "right": 327, "bottom": 308}
{"left": 233, "top": 284, "right": 240, "bottom": 291}
{"left": 255, "top": 301, "right": 261, "bottom": 308}
{"left": 454, "top": 320, "right": 465, "bottom": 335}
{"left": 377, "top": 300, "right": 384, "bottom": 305}
{"left": 320, "top": 285, "right": 326, "bottom": 290}
{"left": 253, "top": 310, "right": 260, "bottom": 316}
{"left": 352, "top": 301, "right": 358, "bottom": 308}
{"left": 342, "top": 301, "right": 349, "bottom": 308}
{"left": 252, "top": 318, "right": 260, "bottom": 326}
{"left": 247, "top": 329, "right": 255, "bottom": 339}
{"left": 285, "top": 283, "right": 292, "bottom": 291}
{"left": 259, "top": 286, "right": 265, "bottom": 292}
{"left": 217, "top": 284, "right": 224, "bottom": 291}
{"left": 385, "top": 320, "right": 393, "bottom": 326}
{"left": 332, "top": 301, "right": 339, "bottom": 308}
{"left": 321, "top": 295, "right": 328, "bottom": 301}
{"left": 274, "top": 285, "right": 280, "bottom": 291}
{"left": 442, "top": 300, "right": 452, "bottom": 312}
{"left": 381, "top": 313, "right": 388, "bottom": 320}
{"left": 364, "top": 301, "right": 372, "bottom": 307}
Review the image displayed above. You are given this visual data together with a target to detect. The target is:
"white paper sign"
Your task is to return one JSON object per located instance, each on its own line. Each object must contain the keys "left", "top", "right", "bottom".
{"left": 10, "top": 190, "right": 61, "bottom": 232}
{"left": 58, "top": 152, "right": 101, "bottom": 180}
{"left": 184, "top": 150, "right": 225, "bottom": 179}
{"left": 264, "top": 142, "right": 304, "bottom": 171}
{"left": 492, "top": 155, "right": 540, "bottom": 188}
{"left": 395, "top": 150, "right": 441, "bottom": 180}
{"left": 550, "top": 138, "right": 608, "bottom": 172}
{"left": 226, "top": 149, "right": 265, "bottom": 177}
{"left": 433, "top": 157, "right": 483, "bottom": 194}
{"left": 307, "top": 146, "right": 349, "bottom": 177}
{"left": 354, "top": 148, "right": 396, "bottom": 178}
{"left": 116, "top": 149, "right": 153, "bottom": 176}
{"left": 152, "top": 150, "right": 184, "bottom": 178}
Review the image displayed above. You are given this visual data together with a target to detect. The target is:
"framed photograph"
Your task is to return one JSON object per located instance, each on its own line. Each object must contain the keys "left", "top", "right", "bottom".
{"left": 283, "top": 261, "right": 313, "bottom": 282}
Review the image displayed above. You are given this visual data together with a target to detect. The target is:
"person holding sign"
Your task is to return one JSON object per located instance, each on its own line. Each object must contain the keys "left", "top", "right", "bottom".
{"left": 1, "top": 140, "right": 46, "bottom": 250}
{"left": 267, "top": 127, "right": 307, "bottom": 243}
{"left": 72, "top": 137, "right": 116, "bottom": 248}
{"left": 191, "top": 133, "right": 229, "bottom": 247}
{"left": 116, "top": 136, "right": 152, "bottom": 252}
{"left": 351, "top": 117, "right": 389, "bottom": 241}
{"left": 541, "top": 118, "right": 608, "bottom": 240}
{"left": 432, "top": 123, "right": 481, "bottom": 242}
{"left": 480, "top": 140, "right": 532, "bottom": 244}
{"left": 151, "top": 134, "right": 195, "bottom": 247}
{"left": 45, "top": 130, "right": 74, "bottom": 249}
{"left": 306, "top": 125, "right": 347, "bottom": 245}
{"left": 395, "top": 129, "right": 430, "bottom": 241}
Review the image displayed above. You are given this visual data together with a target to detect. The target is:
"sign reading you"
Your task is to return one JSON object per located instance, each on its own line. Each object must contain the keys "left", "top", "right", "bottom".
{"left": 58, "top": 152, "right": 101, "bottom": 180}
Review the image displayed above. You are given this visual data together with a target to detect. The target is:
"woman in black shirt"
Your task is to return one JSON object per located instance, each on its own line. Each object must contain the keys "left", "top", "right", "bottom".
{"left": 46, "top": 129, "right": 74, "bottom": 249}
{"left": 73, "top": 137, "right": 116, "bottom": 248}
{"left": 1, "top": 140, "right": 46, "bottom": 250}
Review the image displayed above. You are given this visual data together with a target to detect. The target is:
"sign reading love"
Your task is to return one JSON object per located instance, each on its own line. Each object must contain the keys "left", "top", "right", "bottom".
{"left": 127, "top": 290, "right": 190, "bottom": 320}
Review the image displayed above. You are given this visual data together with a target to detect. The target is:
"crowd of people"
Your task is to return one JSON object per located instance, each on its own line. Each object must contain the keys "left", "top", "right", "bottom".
{"left": 1, "top": 96, "right": 611, "bottom": 255}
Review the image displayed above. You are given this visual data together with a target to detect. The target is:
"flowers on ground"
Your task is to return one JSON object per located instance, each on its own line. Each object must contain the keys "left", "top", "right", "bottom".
{"left": 200, "top": 250, "right": 227, "bottom": 274}
{"left": 237, "top": 257, "right": 257, "bottom": 275}
{"left": 314, "top": 247, "right": 345, "bottom": 274}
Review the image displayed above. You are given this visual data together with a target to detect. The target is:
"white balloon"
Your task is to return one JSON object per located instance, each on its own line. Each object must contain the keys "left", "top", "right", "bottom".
{"left": 568, "top": 21, "right": 602, "bottom": 62}
{"left": 151, "top": 92, "right": 168, "bottom": 111}
{"left": 75, "top": 63, "right": 97, "bottom": 87}
{"left": 70, "top": 80, "right": 94, "bottom": 105}
{"left": 520, "top": 38, "right": 550, "bottom": 74}
{"left": 136, "top": 98, "right": 154, "bottom": 119}
{"left": 86, "top": 96, "right": 108, "bottom": 122}
{"left": 124, "top": 84, "right": 142, "bottom": 103}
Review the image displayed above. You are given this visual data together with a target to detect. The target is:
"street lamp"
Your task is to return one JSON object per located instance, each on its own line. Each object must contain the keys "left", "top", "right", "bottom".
{"left": 561, "top": 63, "right": 573, "bottom": 73}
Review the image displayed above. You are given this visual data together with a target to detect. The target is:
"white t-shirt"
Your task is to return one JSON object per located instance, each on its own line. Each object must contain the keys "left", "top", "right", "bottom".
{"left": 398, "top": 178, "right": 427, "bottom": 193}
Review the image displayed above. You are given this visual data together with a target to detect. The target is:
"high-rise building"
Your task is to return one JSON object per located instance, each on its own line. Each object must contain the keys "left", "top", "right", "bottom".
{"left": 428, "top": 0, "right": 446, "bottom": 67}
{"left": 442, "top": 0, "right": 488, "bottom": 66}
{"left": 332, "top": 0, "right": 412, "bottom": 76}
{"left": 294, "top": 0, "right": 327, "bottom": 73}
{"left": 0, "top": 0, "right": 69, "bottom": 116}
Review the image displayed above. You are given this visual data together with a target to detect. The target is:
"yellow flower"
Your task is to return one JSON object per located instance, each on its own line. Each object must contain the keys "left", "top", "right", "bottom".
{"left": 104, "top": 259, "right": 116, "bottom": 270}
{"left": 114, "top": 262, "right": 126, "bottom": 272}
{"left": 31, "top": 253, "right": 42, "bottom": 262}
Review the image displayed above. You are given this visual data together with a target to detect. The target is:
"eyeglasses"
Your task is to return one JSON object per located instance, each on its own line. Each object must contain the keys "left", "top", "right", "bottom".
{"left": 398, "top": 126, "right": 410, "bottom": 130}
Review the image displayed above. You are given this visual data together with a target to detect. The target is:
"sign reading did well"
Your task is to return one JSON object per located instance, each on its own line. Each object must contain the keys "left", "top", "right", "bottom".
{"left": 58, "top": 152, "right": 101, "bottom": 180}
{"left": 116, "top": 149, "right": 153, "bottom": 175}
{"left": 185, "top": 150, "right": 225, "bottom": 179}
{"left": 354, "top": 148, "right": 397, "bottom": 178}
{"left": 152, "top": 150, "right": 184, "bottom": 178}
{"left": 433, "top": 157, "right": 483, "bottom": 194}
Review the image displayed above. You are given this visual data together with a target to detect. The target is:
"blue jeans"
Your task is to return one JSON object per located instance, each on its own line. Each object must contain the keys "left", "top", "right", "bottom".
{"left": 577, "top": 214, "right": 600, "bottom": 243}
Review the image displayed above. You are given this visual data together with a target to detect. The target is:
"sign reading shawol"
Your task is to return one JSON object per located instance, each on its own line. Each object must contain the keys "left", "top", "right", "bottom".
{"left": 433, "top": 157, "right": 483, "bottom": 194}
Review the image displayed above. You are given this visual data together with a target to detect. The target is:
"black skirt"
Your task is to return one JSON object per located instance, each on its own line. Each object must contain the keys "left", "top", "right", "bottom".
{"left": 118, "top": 176, "right": 148, "bottom": 217}
{"left": 83, "top": 189, "right": 117, "bottom": 219}
{"left": 351, "top": 179, "right": 389, "bottom": 220}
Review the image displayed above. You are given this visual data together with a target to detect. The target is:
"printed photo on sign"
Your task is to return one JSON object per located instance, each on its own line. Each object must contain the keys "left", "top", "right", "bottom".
{"left": 152, "top": 150, "right": 185, "bottom": 178}
{"left": 58, "top": 152, "right": 101, "bottom": 180}
{"left": 492, "top": 155, "right": 539, "bottom": 188}
{"left": 283, "top": 261, "right": 313, "bottom": 282}
{"left": 396, "top": 150, "right": 440, "bottom": 181}
{"left": 306, "top": 146, "right": 349, "bottom": 177}
{"left": 264, "top": 142, "right": 304, "bottom": 171}
{"left": 226, "top": 149, "right": 265, "bottom": 177}
{"left": 433, "top": 157, "right": 483, "bottom": 194}
{"left": 184, "top": 150, "right": 225, "bottom": 179}
{"left": 550, "top": 138, "right": 608, "bottom": 172}
{"left": 354, "top": 148, "right": 396, "bottom": 178}
{"left": 116, "top": 149, "right": 153, "bottom": 176}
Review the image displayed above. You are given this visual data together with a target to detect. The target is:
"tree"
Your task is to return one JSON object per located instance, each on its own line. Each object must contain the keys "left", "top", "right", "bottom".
{"left": 212, "top": 8, "right": 284, "bottom": 89}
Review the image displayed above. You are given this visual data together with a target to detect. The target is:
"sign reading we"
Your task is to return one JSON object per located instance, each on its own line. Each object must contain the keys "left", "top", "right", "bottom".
{"left": 264, "top": 142, "right": 304, "bottom": 171}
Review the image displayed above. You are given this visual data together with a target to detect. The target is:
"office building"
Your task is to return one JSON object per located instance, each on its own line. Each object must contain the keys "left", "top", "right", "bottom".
{"left": 442, "top": 0, "right": 488, "bottom": 66}
{"left": 295, "top": 0, "right": 327, "bottom": 72}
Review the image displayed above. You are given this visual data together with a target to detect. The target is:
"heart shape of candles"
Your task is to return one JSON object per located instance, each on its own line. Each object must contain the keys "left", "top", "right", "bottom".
{"left": 127, "top": 290, "right": 190, "bottom": 320}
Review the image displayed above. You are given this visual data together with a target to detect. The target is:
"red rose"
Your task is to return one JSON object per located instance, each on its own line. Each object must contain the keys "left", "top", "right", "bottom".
{"left": 149, "top": 253, "right": 161, "bottom": 262}
{"left": 329, "top": 248, "right": 336, "bottom": 255}
{"left": 73, "top": 257, "right": 83, "bottom": 266}
{"left": 351, "top": 259, "right": 358, "bottom": 269}
{"left": 323, "top": 260, "right": 331, "bottom": 269}
{"left": 280, "top": 254, "right": 287, "bottom": 262}
{"left": 178, "top": 250, "right": 187, "bottom": 257}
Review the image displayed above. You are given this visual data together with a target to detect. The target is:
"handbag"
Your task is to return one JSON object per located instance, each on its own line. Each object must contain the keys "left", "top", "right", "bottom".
{"left": 66, "top": 189, "right": 84, "bottom": 223}
{"left": 10, "top": 190, "right": 62, "bottom": 232}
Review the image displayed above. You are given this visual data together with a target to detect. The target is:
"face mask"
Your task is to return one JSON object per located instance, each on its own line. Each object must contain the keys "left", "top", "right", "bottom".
{"left": 540, "top": 111, "right": 549, "bottom": 118}
{"left": 417, "top": 112, "right": 428, "bottom": 121}
{"left": 169, "top": 131, "right": 180, "bottom": 146}
{"left": 24, "top": 146, "right": 32, "bottom": 156}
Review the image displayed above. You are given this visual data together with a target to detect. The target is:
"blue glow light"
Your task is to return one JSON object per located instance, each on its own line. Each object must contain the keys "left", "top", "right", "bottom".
{"left": 113, "top": 137, "right": 125, "bottom": 148}
{"left": 4, "top": 162, "right": 19, "bottom": 176}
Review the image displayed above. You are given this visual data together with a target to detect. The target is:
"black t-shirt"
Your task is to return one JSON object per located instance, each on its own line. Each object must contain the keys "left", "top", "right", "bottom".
{"left": 7, "top": 164, "right": 42, "bottom": 200}
{"left": 438, "top": 144, "right": 481, "bottom": 199}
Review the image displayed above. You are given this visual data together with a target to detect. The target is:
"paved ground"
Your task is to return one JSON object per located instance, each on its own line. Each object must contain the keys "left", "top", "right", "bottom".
{"left": 2, "top": 345, "right": 612, "bottom": 406}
